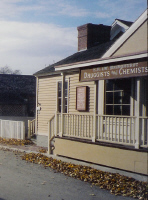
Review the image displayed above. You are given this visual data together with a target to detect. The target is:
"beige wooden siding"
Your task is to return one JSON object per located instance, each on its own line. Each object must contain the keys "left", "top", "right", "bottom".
{"left": 54, "top": 138, "right": 148, "bottom": 175}
{"left": 66, "top": 73, "right": 95, "bottom": 114}
{"left": 37, "top": 73, "right": 95, "bottom": 135}
{"left": 37, "top": 76, "right": 58, "bottom": 135}
{"left": 112, "top": 21, "right": 147, "bottom": 57}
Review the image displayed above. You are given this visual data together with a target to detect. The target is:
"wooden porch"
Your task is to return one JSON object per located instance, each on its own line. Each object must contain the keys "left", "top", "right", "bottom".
{"left": 47, "top": 113, "right": 148, "bottom": 153}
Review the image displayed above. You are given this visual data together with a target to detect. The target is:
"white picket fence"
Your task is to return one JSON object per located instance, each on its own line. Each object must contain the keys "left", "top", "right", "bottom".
{"left": 0, "top": 119, "right": 25, "bottom": 140}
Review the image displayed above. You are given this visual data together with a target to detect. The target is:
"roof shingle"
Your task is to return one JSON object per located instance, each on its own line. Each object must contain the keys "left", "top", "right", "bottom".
{"left": 34, "top": 40, "right": 116, "bottom": 76}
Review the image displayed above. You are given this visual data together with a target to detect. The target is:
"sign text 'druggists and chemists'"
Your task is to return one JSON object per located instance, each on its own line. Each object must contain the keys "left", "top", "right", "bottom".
{"left": 80, "top": 61, "right": 148, "bottom": 81}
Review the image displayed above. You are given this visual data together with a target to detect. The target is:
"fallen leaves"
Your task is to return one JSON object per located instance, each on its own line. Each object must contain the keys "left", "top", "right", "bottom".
{"left": 39, "top": 148, "right": 47, "bottom": 153}
{"left": 21, "top": 152, "right": 148, "bottom": 199}
{"left": 0, "top": 137, "right": 34, "bottom": 146}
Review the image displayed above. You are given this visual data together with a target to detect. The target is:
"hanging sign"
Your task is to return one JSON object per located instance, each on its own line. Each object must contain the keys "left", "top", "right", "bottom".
{"left": 80, "top": 61, "right": 148, "bottom": 81}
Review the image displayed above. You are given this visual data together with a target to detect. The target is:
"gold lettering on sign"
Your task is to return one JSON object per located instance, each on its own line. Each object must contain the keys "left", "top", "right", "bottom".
{"left": 80, "top": 61, "right": 148, "bottom": 81}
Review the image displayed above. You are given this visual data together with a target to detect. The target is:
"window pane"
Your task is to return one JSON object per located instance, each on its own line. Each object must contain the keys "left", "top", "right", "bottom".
{"left": 64, "top": 82, "right": 68, "bottom": 90}
{"left": 58, "top": 90, "right": 61, "bottom": 97}
{"left": 65, "top": 106, "right": 67, "bottom": 113}
{"left": 114, "top": 91, "right": 122, "bottom": 104}
{"left": 106, "top": 92, "right": 113, "bottom": 104}
{"left": 114, "top": 105, "right": 121, "bottom": 115}
{"left": 58, "top": 82, "right": 62, "bottom": 90}
{"left": 58, "top": 99, "right": 61, "bottom": 113}
{"left": 58, "top": 81, "right": 68, "bottom": 113}
{"left": 65, "top": 98, "right": 67, "bottom": 106}
{"left": 105, "top": 78, "right": 131, "bottom": 116}
{"left": 122, "top": 91, "right": 130, "bottom": 104}
{"left": 114, "top": 81, "right": 121, "bottom": 90}
{"left": 122, "top": 105, "right": 130, "bottom": 115}
{"left": 65, "top": 89, "right": 67, "bottom": 97}
{"left": 58, "top": 82, "right": 62, "bottom": 97}
{"left": 106, "top": 105, "right": 113, "bottom": 115}
{"left": 106, "top": 80, "right": 113, "bottom": 91}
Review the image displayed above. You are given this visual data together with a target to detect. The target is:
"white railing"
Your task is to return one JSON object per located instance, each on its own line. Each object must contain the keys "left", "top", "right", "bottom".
{"left": 28, "top": 119, "right": 36, "bottom": 138}
{"left": 48, "top": 115, "right": 55, "bottom": 154}
{"left": 57, "top": 113, "right": 61, "bottom": 134}
{"left": 139, "top": 116, "right": 148, "bottom": 147}
{"left": 52, "top": 113, "right": 148, "bottom": 149}
{"left": 0, "top": 119, "right": 25, "bottom": 140}
{"left": 62, "top": 113, "right": 94, "bottom": 139}
{"left": 96, "top": 115, "right": 136, "bottom": 146}
{"left": 48, "top": 115, "right": 55, "bottom": 139}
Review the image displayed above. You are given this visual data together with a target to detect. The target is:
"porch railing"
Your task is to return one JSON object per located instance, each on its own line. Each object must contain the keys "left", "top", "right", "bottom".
{"left": 48, "top": 115, "right": 55, "bottom": 154}
{"left": 139, "top": 116, "right": 148, "bottom": 148}
{"left": 50, "top": 113, "right": 148, "bottom": 149}
{"left": 62, "top": 113, "right": 94, "bottom": 139}
{"left": 96, "top": 115, "right": 136, "bottom": 146}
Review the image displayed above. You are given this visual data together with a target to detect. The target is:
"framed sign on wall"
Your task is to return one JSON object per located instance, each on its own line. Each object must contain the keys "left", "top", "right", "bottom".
{"left": 76, "top": 86, "right": 88, "bottom": 111}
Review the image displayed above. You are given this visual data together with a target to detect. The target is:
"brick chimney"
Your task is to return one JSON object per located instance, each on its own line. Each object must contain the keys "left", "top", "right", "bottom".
{"left": 77, "top": 23, "right": 111, "bottom": 51}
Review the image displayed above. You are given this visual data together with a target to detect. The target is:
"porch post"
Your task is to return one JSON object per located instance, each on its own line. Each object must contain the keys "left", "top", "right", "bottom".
{"left": 98, "top": 80, "right": 105, "bottom": 137}
{"left": 55, "top": 111, "right": 57, "bottom": 136}
{"left": 0, "top": 120, "right": 1, "bottom": 137}
{"left": 48, "top": 121, "right": 51, "bottom": 154}
{"left": 60, "top": 72, "right": 65, "bottom": 137}
{"left": 92, "top": 81, "right": 97, "bottom": 142}
{"left": 135, "top": 78, "right": 140, "bottom": 149}
{"left": 35, "top": 77, "right": 39, "bottom": 135}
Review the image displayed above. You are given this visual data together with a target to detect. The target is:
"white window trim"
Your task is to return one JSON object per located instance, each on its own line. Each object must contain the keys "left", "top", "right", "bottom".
{"left": 98, "top": 78, "right": 135, "bottom": 116}
{"left": 56, "top": 78, "right": 69, "bottom": 113}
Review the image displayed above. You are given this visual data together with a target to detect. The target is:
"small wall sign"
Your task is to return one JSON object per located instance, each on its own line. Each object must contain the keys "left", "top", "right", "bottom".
{"left": 76, "top": 86, "right": 87, "bottom": 111}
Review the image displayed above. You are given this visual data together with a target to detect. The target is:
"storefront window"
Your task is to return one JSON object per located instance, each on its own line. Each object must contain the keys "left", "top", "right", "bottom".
{"left": 105, "top": 78, "right": 131, "bottom": 115}
{"left": 58, "top": 81, "right": 68, "bottom": 113}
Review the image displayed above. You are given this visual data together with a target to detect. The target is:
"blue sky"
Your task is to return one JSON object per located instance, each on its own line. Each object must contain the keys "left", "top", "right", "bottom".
{"left": 0, "top": 0, "right": 147, "bottom": 75}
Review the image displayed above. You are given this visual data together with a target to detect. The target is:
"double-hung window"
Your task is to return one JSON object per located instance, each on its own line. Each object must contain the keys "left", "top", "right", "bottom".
{"left": 105, "top": 78, "right": 131, "bottom": 115}
{"left": 58, "top": 81, "right": 68, "bottom": 113}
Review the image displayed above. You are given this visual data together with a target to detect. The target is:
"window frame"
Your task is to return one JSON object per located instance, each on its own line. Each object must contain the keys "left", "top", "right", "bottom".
{"left": 104, "top": 78, "right": 132, "bottom": 116}
{"left": 57, "top": 79, "right": 69, "bottom": 113}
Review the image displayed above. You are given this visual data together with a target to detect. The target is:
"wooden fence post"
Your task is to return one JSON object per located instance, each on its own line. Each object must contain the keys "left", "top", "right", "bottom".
{"left": 28, "top": 120, "right": 31, "bottom": 139}
{"left": 23, "top": 122, "right": 25, "bottom": 140}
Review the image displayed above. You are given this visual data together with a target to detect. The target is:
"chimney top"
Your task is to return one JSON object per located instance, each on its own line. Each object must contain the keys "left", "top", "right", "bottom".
{"left": 77, "top": 23, "right": 111, "bottom": 51}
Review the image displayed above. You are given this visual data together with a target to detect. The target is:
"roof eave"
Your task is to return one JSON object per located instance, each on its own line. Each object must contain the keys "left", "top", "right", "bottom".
{"left": 55, "top": 51, "right": 147, "bottom": 71}
{"left": 103, "top": 9, "right": 147, "bottom": 58}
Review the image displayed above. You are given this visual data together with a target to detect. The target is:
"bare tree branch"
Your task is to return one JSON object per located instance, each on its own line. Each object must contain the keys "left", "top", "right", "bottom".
{"left": 0, "top": 66, "right": 22, "bottom": 75}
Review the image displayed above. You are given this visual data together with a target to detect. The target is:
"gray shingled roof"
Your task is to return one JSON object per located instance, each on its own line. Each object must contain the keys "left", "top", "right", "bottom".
{"left": 34, "top": 40, "right": 116, "bottom": 76}
{"left": 0, "top": 74, "right": 36, "bottom": 104}
{"left": 116, "top": 19, "right": 133, "bottom": 27}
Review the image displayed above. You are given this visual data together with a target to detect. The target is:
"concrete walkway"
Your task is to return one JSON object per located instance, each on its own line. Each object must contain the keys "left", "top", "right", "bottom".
{"left": 1, "top": 149, "right": 134, "bottom": 200}
{"left": 0, "top": 143, "right": 46, "bottom": 153}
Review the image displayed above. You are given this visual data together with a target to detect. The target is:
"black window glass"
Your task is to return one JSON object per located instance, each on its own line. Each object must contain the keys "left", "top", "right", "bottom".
{"left": 106, "top": 105, "right": 113, "bottom": 115}
{"left": 106, "top": 92, "right": 113, "bottom": 104}
{"left": 58, "top": 81, "right": 68, "bottom": 113}
{"left": 106, "top": 80, "right": 113, "bottom": 91}
{"left": 105, "top": 78, "right": 131, "bottom": 115}
{"left": 114, "top": 92, "right": 122, "bottom": 104}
